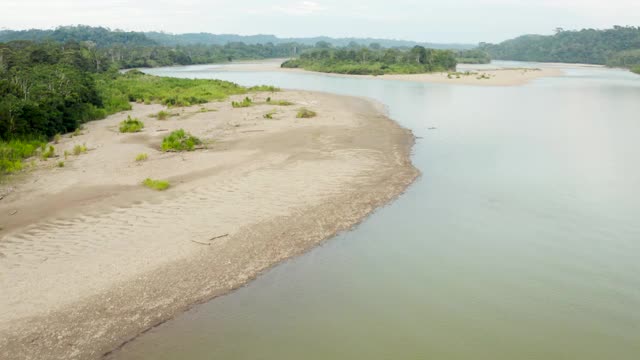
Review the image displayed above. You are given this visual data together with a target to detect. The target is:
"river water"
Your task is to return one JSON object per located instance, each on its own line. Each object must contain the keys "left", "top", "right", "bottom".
{"left": 115, "top": 62, "right": 640, "bottom": 359}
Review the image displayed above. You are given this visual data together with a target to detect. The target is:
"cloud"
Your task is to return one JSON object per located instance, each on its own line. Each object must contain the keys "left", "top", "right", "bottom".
{"left": 272, "top": 1, "right": 325, "bottom": 15}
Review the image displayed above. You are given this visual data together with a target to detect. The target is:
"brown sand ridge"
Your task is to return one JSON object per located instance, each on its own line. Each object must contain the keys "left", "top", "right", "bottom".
{"left": 0, "top": 90, "right": 418, "bottom": 359}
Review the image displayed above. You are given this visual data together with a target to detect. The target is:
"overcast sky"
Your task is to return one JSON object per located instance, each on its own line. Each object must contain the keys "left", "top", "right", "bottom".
{"left": 2, "top": 0, "right": 638, "bottom": 43}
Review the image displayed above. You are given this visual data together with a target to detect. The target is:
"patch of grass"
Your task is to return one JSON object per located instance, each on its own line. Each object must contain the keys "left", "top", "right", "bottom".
{"left": 249, "top": 85, "right": 280, "bottom": 92}
{"left": 57, "top": 161, "right": 65, "bottom": 167}
{"left": 142, "top": 178, "right": 170, "bottom": 191}
{"left": 161, "top": 129, "right": 202, "bottom": 152}
{"left": 73, "top": 144, "right": 88, "bottom": 155}
{"left": 631, "top": 65, "right": 640, "bottom": 75}
{"left": 263, "top": 110, "right": 277, "bottom": 119}
{"left": 41, "top": 145, "right": 55, "bottom": 160}
{"left": 296, "top": 108, "right": 317, "bottom": 119}
{"left": 266, "top": 99, "right": 294, "bottom": 106}
{"left": 231, "top": 97, "right": 253, "bottom": 108}
{"left": 155, "top": 110, "right": 170, "bottom": 120}
{"left": 135, "top": 153, "right": 148, "bottom": 162}
{"left": 119, "top": 116, "right": 145, "bottom": 133}
{"left": 71, "top": 127, "right": 83, "bottom": 137}
{"left": 53, "top": 134, "right": 62, "bottom": 144}
{"left": 0, "top": 139, "right": 45, "bottom": 174}
{"left": 64, "top": 150, "right": 70, "bottom": 159}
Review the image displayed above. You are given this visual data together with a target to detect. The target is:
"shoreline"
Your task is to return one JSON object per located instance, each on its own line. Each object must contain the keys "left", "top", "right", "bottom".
{"left": 0, "top": 90, "right": 419, "bottom": 359}
{"left": 210, "top": 59, "right": 564, "bottom": 86}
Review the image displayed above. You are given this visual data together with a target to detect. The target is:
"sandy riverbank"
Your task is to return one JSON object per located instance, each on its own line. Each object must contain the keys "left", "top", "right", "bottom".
{"left": 212, "top": 59, "right": 563, "bottom": 86}
{"left": 0, "top": 90, "right": 418, "bottom": 359}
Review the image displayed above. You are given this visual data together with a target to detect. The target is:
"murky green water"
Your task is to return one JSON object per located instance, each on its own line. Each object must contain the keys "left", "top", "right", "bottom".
{"left": 115, "top": 63, "right": 640, "bottom": 359}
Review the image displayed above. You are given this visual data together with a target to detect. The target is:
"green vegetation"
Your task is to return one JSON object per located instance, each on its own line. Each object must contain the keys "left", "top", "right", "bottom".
{"left": 73, "top": 144, "right": 87, "bottom": 155}
{"left": 248, "top": 85, "right": 280, "bottom": 92}
{"left": 154, "top": 110, "right": 171, "bottom": 120}
{"left": 119, "top": 116, "right": 145, "bottom": 133}
{"left": 479, "top": 26, "right": 640, "bottom": 65}
{"left": 456, "top": 49, "right": 491, "bottom": 64}
{"left": 161, "top": 129, "right": 202, "bottom": 151}
{"left": 142, "top": 178, "right": 170, "bottom": 191}
{"left": 53, "top": 134, "right": 62, "bottom": 144}
{"left": 632, "top": 66, "right": 640, "bottom": 75}
{"left": 99, "top": 70, "right": 247, "bottom": 112}
{"left": 57, "top": 161, "right": 64, "bottom": 167}
{"left": 266, "top": 99, "right": 294, "bottom": 106}
{"left": 296, "top": 108, "right": 317, "bottom": 118}
{"left": 0, "top": 139, "right": 45, "bottom": 174}
{"left": 135, "top": 153, "right": 148, "bottom": 162}
{"left": 263, "top": 110, "right": 277, "bottom": 119}
{"left": 282, "top": 46, "right": 457, "bottom": 75}
{"left": 40, "top": 145, "right": 55, "bottom": 160}
{"left": 231, "top": 97, "right": 253, "bottom": 108}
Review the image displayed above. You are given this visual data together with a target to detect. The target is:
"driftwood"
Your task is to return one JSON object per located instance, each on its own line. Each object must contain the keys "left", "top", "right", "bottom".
{"left": 240, "top": 130, "right": 265, "bottom": 133}
{"left": 9, "top": 210, "right": 17, "bottom": 216}
{"left": 190, "top": 233, "right": 229, "bottom": 246}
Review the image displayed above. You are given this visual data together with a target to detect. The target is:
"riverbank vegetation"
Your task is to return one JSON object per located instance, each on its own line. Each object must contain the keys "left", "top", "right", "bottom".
{"left": 456, "top": 49, "right": 491, "bottom": 64}
{"left": 0, "top": 39, "right": 271, "bottom": 175}
{"left": 478, "top": 26, "right": 640, "bottom": 72}
{"left": 282, "top": 46, "right": 457, "bottom": 75}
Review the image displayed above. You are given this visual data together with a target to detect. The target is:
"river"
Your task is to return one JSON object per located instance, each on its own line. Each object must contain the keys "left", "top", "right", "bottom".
{"left": 113, "top": 62, "right": 640, "bottom": 359}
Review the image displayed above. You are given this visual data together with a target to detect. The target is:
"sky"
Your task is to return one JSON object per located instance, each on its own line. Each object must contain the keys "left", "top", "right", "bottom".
{"left": 2, "top": 0, "right": 638, "bottom": 44}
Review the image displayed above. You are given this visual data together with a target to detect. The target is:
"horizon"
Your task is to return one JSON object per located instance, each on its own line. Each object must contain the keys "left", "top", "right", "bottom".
{"left": 2, "top": 0, "right": 639, "bottom": 44}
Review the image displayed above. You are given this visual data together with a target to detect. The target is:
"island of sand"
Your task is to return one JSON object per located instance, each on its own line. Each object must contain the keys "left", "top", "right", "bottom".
{"left": 0, "top": 90, "right": 418, "bottom": 359}
{"left": 215, "top": 59, "right": 564, "bottom": 86}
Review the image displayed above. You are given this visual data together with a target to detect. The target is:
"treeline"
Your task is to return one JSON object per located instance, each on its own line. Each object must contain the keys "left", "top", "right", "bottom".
{"left": 478, "top": 26, "right": 640, "bottom": 68}
{"left": 282, "top": 46, "right": 457, "bottom": 75}
{"left": 145, "top": 31, "right": 473, "bottom": 50}
{"left": 0, "top": 26, "right": 307, "bottom": 70}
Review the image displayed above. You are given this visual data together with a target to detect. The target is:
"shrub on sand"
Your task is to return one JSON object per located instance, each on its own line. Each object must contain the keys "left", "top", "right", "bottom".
{"left": 296, "top": 108, "right": 317, "bottom": 118}
{"left": 119, "top": 116, "right": 145, "bottom": 133}
{"left": 135, "top": 153, "right": 148, "bottom": 162}
{"left": 142, "top": 178, "right": 170, "bottom": 191}
{"left": 161, "top": 129, "right": 202, "bottom": 152}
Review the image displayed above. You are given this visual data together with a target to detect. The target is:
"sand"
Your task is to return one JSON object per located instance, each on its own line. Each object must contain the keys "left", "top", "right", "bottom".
{"left": 0, "top": 91, "right": 418, "bottom": 359}
{"left": 212, "top": 59, "right": 563, "bottom": 86}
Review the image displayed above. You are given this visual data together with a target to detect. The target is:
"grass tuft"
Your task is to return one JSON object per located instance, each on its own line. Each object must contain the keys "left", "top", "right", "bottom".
{"left": 135, "top": 153, "right": 148, "bottom": 162}
{"left": 142, "top": 178, "right": 170, "bottom": 191}
{"left": 119, "top": 116, "right": 145, "bottom": 133}
{"left": 73, "top": 144, "right": 88, "bottom": 155}
{"left": 266, "top": 99, "right": 294, "bottom": 106}
{"left": 57, "top": 161, "right": 65, "bottom": 167}
{"left": 41, "top": 145, "right": 55, "bottom": 160}
{"left": 161, "top": 129, "right": 202, "bottom": 152}
{"left": 296, "top": 108, "right": 317, "bottom": 119}
{"left": 231, "top": 97, "right": 252, "bottom": 108}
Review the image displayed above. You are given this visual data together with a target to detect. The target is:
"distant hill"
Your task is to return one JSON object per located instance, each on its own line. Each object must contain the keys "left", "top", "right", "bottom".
{"left": 144, "top": 32, "right": 475, "bottom": 50}
{"left": 479, "top": 26, "right": 640, "bottom": 65}
{"left": 0, "top": 26, "right": 474, "bottom": 50}
{"left": 0, "top": 26, "right": 156, "bottom": 47}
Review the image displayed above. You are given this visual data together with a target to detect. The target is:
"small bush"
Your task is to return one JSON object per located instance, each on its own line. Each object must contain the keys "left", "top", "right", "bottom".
{"left": 71, "top": 128, "right": 83, "bottom": 137}
{"left": 53, "top": 134, "right": 61, "bottom": 144}
{"left": 231, "top": 97, "right": 252, "bottom": 108}
{"left": 156, "top": 110, "right": 170, "bottom": 120}
{"left": 135, "top": 153, "right": 148, "bottom": 162}
{"left": 162, "top": 129, "right": 202, "bottom": 152}
{"left": 41, "top": 145, "right": 55, "bottom": 160}
{"left": 249, "top": 85, "right": 280, "bottom": 92}
{"left": 57, "top": 161, "right": 65, "bottom": 167}
{"left": 263, "top": 110, "right": 277, "bottom": 119}
{"left": 73, "top": 144, "right": 87, "bottom": 155}
{"left": 266, "top": 99, "right": 294, "bottom": 106}
{"left": 296, "top": 108, "right": 317, "bottom": 119}
{"left": 64, "top": 150, "right": 69, "bottom": 159}
{"left": 142, "top": 178, "right": 170, "bottom": 191}
{"left": 119, "top": 116, "right": 145, "bottom": 133}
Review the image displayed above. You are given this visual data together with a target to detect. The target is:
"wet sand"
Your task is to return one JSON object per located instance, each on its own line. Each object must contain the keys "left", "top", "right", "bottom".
{"left": 0, "top": 90, "right": 418, "bottom": 359}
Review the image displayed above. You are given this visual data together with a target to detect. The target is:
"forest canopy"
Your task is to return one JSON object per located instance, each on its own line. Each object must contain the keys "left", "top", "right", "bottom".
{"left": 478, "top": 26, "right": 640, "bottom": 68}
{"left": 281, "top": 45, "right": 457, "bottom": 75}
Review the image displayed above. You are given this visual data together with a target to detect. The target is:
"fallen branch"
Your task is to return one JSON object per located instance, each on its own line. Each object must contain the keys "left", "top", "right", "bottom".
{"left": 210, "top": 233, "right": 229, "bottom": 241}
{"left": 190, "top": 239, "right": 212, "bottom": 246}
